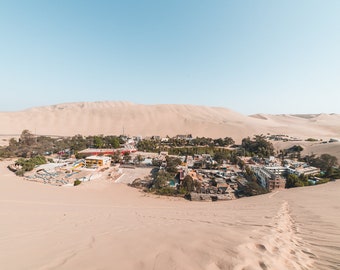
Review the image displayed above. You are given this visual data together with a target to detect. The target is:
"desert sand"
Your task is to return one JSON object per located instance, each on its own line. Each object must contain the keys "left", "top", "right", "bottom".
{"left": 0, "top": 160, "right": 339, "bottom": 270}
{"left": 272, "top": 140, "right": 340, "bottom": 161}
{"left": 1, "top": 102, "right": 340, "bottom": 269}
{"left": 1, "top": 101, "right": 340, "bottom": 159}
{"left": 1, "top": 102, "right": 340, "bottom": 143}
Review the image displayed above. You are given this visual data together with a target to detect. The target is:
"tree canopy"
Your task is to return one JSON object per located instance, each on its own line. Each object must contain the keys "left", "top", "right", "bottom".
{"left": 241, "top": 135, "right": 275, "bottom": 157}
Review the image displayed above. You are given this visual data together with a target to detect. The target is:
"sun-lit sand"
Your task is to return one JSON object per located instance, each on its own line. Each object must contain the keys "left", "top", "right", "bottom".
{"left": 1, "top": 102, "right": 340, "bottom": 144}
{"left": 1, "top": 160, "right": 339, "bottom": 270}
{"left": 1, "top": 102, "right": 339, "bottom": 269}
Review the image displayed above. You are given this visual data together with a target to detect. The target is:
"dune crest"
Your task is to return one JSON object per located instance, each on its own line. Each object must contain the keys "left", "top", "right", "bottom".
{"left": 0, "top": 101, "right": 339, "bottom": 143}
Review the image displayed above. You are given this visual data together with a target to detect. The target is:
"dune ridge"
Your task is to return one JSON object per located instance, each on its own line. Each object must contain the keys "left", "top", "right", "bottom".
{"left": 1, "top": 101, "right": 340, "bottom": 143}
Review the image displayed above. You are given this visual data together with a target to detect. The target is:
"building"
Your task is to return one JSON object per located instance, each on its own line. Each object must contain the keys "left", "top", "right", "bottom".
{"left": 268, "top": 176, "right": 286, "bottom": 190}
{"left": 264, "top": 166, "right": 287, "bottom": 176}
{"left": 253, "top": 167, "right": 286, "bottom": 191}
{"left": 78, "top": 146, "right": 136, "bottom": 157}
{"left": 85, "top": 156, "right": 112, "bottom": 169}
{"left": 288, "top": 166, "right": 320, "bottom": 176}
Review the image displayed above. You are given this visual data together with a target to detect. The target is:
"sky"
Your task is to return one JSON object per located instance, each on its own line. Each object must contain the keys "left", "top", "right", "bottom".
{"left": 0, "top": 0, "right": 339, "bottom": 115}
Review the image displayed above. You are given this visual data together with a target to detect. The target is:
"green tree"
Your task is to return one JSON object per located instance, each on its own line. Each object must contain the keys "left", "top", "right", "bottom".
{"left": 15, "top": 155, "right": 47, "bottom": 173}
{"left": 213, "top": 150, "right": 230, "bottom": 164}
{"left": 123, "top": 152, "right": 131, "bottom": 163}
{"left": 241, "top": 181, "right": 269, "bottom": 196}
{"left": 223, "top": 137, "right": 235, "bottom": 146}
{"left": 106, "top": 136, "right": 120, "bottom": 148}
{"left": 153, "top": 171, "right": 172, "bottom": 189}
{"left": 135, "top": 154, "right": 144, "bottom": 165}
{"left": 244, "top": 166, "right": 257, "bottom": 182}
{"left": 165, "top": 156, "right": 182, "bottom": 174}
{"left": 285, "top": 174, "right": 305, "bottom": 188}
{"left": 305, "top": 153, "right": 338, "bottom": 177}
{"left": 20, "top": 130, "right": 36, "bottom": 146}
{"left": 93, "top": 136, "right": 104, "bottom": 148}
{"left": 111, "top": 151, "right": 121, "bottom": 163}
{"left": 181, "top": 175, "right": 201, "bottom": 193}
{"left": 241, "top": 135, "right": 274, "bottom": 158}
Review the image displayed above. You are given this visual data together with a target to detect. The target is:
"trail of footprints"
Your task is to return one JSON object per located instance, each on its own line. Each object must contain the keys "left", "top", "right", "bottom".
{"left": 234, "top": 201, "right": 315, "bottom": 270}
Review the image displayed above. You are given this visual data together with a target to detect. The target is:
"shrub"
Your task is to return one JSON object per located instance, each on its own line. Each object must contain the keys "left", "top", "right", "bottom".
{"left": 155, "top": 187, "right": 179, "bottom": 196}
{"left": 240, "top": 181, "right": 269, "bottom": 196}
{"left": 316, "top": 178, "right": 330, "bottom": 185}
{"left": 15, "top": 169, "right": 25, "bottom": 177}
{"left": 74, "top": 180, "right": 82, "bottom": 186}
{"left": 305, "top": 138, "right": 318, "bottom": 142}
{"left": 15, "top": 155, "right": 47, "bottom": 172}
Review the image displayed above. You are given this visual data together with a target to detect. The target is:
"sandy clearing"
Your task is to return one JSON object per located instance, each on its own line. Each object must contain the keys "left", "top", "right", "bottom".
{"left": 0, "top": 160, "right": 339, "bottom": 270}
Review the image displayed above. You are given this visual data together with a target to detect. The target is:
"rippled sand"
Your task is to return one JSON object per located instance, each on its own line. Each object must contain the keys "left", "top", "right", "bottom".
{"left": 0, "top": 161, "right": 339, "bottom": 270}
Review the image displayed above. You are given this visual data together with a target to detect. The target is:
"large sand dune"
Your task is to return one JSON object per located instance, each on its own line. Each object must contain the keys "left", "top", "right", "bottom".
{"left": 1, "top": 102, "right": 340, "bottom": 143}
{"left": 0, "top": 160, "right": 339, "bottom": 270}
{"left": 1, "top": 102, "right": 340, "bottom": 269}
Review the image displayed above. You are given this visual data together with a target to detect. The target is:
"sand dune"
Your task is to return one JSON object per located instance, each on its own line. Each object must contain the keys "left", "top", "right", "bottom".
{"left": 1, "top": 102, "right": 339, "bottom": 269}
{"left": 0, "top": 160, "right": 339, "bottom": 270}
{"left": 272, "top": 140, "right": 340, "bottom": 162}
{"left": 1, "top": 102, "right": 340, "bottom": 143}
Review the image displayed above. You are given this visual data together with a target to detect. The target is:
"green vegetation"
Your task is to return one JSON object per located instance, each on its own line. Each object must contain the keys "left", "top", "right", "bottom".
{"left": 285, "top": 173, "right": 331, "bottom": 188}
{"left": 152, "top": 156, "right": 182, "bottom": 188}
{"left": 150, "top": 156, "right": 187, "bottom": 196}
{"left": 305, "top": 138, "right": 319, "bottom": 142}
{"left": 213, "top": 149, "right": 234, "bottom": 165}
{"left": 281, "top": 145, "right": 304, "bottom": 160}
{"left": 0, "top": 130, "right": 124, "bottom": 159}
{"left": 328, "top": 167, "right": 340, "bottom": 180}
{"left": 154, "top": 186, "right": 181, "bottom": 196}
{"left": 74, "top": 180, "right": 82, "bottom": 186}
{"left": 136, "top": 136, "right": 235, "bottom": 154}
{"left": 285, "top": 174, "right": 309, "bottom": 188}
{"left": 304, "top": 153, "right": 338, "bottom": 177}
{"left": 15, "top": 155, "right": 47, "bottom": 176}
{"left": 165, "top": 156, "right": 182, "bottom": 173}
{"left": 284, "top": 153, "right": 339, "bottom": 188}
{"left": 181, "top": 175, "right": 201, "bottom": 193}
{"left": 238, "top": 165, "right": 269, "bottom": 196}
{"left": 241, "top": 135, "right": 275, "bottom": 158}
{"left": 122, "top": 152, "right": 131, "bottom": 163}
{"left": 240, "top": 181, "right": 269, "bottom": 196}
{"left": 152, "top": 171, "right": 173, "bottom": 189}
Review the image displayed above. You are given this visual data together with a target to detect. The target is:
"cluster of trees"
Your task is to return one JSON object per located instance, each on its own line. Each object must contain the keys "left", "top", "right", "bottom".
{"left": 151, "top": 156, "right": 182, "bottom": 195}
{"left": 241, "top": 135, "right": 275, "bottom": 158}
{"left": 285, "top": 174, "right": 308, "bottom": 188}
{"left": 14, "top": 155, "right": 47, "bottom": 176}
{"left": 239, "top": 165, "right": 269, "bottom": 196}
{"left": 137, "top": 136, "right": 235, "bottom": 153}
{"left": 166, "top": 136, "right": 235, "bottom": 147}
{"left": 304, "top": 154, "right": 338, "bottom": 177}
{"left": 0, "top": 130, "right": 124, "bottom": 159}
{"left": 136, "top": 139, "right": 161, "bottom": 153}
{"left": 240, "top": 181, "right": 269, "bottom": 196}
{"left": 284, "top": 174, "right": 330, "bottom": 188}
{"left": 277, "top": 145, "right": 304, "bottom": 163}
{"left": 150, "top": 156, "right": 201, "bottom": 196}
{"left": 285, "top": 154, "right": 339, "bottom": 188}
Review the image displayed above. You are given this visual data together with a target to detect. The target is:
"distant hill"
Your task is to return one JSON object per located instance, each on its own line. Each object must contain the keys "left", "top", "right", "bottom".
{"left": 1, "top": 101, "right": 340, "bottom": 143}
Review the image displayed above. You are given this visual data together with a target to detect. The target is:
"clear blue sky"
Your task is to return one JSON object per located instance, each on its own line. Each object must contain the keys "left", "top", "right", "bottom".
{"left": 0, "top": 0, "right": 339, "bottom": 114}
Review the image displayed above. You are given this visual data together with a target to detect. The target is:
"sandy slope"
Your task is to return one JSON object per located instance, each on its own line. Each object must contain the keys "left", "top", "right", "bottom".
{"left": 0, "top": 102, "right": 340, "bottom": 143}
{"left": 0, "top": 160, "right": 339, "bottom": 270}
{"left": 272, "top": 141, "right": 340, "bottom": 161}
